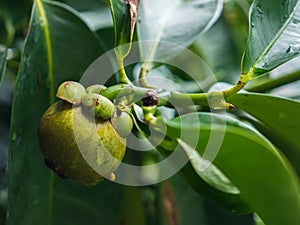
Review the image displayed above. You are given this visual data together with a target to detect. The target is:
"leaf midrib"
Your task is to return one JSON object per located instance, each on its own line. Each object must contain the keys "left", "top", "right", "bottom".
{"left": 33, "top": 1, "right": 55, "bottom": 225}
{"left": 141, "top": 0, "right": 223, "bottom": 69}
{"left": 35, "top": 0, "right": 55, "bottom": 103}
{"left": 247, "top": 1, "right": 300, "bottom": 74}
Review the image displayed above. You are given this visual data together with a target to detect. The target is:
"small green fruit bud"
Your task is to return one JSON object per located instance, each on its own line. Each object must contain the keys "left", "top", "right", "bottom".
{"left": 56, "top": 81, "right": 86, "bottom": 104}
{"left": 111, "top": 111, "right": 133, "bottom": 138}
{"left": 81, "top": 93, "right": 116, "bottom": 120}
{"left": 86, "top": 84, "right": 107, "bottom": 94}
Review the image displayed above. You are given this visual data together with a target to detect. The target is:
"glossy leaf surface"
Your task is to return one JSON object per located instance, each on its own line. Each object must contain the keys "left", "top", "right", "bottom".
{"left": 192, "top": 0, "right": 249, "bottom": 82}
{"left": 229, "top": 93, "right": 300, "bottom": 174}
{"left": 192, "top": 17, "right": 241, "bottom": 83}
{"left": 67, "top": 0, "right": 113, "bottom": 31}
{"left": 109, "top": 0, "right": 139, "bottom": 59}
{"left": 242, "top": 0, "right": 300, "bottom": 76}
{"left": 137, "top": 0, "right": 223, "bottom": 69}
{"left": 178, "top": 139, "right": 240, "bottom": 195}
{"left": 7, "top": 1, "right": 123, "bottom": 225}
{"left": 164, "top": 112, "right": 300, "bottom": 224}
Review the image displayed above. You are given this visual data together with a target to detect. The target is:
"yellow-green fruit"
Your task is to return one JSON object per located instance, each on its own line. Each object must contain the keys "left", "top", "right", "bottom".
{"left": 38, "top": 101, "right": 126, "bottom": 185}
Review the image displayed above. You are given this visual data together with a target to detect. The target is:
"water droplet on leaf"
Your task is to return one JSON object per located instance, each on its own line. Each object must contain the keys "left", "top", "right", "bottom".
{"left": 257, "top": 6, "right": 263, "bottom": 14}
{"left": 293, "top": 19, "right": 300, "bottom": 24}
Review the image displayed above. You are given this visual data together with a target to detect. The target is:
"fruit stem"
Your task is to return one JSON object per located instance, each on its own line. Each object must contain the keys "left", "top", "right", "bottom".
{"left": 101, "top": 73, "right": 252, "bottom": 109}
{"left": 222, "top": 73, "right": 252, "bottom": 98}
{"left": 117, "top": 58, "right": 131, "bottom": 84}
{"left": 164, "top": 74, "right": 252, "bottom": 109}
{"left": 139, "top": 67, "right": 148, "bottom": 87}
{"left": 138, "top": 66, "right": 155, "bottom": 88}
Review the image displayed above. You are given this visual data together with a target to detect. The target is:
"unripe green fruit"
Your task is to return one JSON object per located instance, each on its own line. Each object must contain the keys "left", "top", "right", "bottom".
{"left": 38, "top": 101, "right": 126, "bottom": 185}
{"left": 111, "top": 111, "right": 133, "bottom": 138}
{"left": 56, "top": 81, "right": 86, "bottom": 105}
{"left": 81, "top": 93, "right": 116, "bottom": 120}
{"left": 86, "top": 84, "right": 107, "bottom": 94}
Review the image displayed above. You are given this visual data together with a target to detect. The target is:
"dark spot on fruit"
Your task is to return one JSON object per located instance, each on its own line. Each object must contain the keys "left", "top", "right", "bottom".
{"left": 142, "top": 90, "right": 159, "bottom": 106}
{"left": 116, "top": 110, "right": 122, "bottom": 117}
{"left": 44, "top": 158, "right": 67, "bottom": 179}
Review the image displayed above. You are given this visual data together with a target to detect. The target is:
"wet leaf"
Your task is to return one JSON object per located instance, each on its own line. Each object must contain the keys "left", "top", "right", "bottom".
{"left": 7, "top": 1, "right": 123, "bottom": 225}
{"left": 242, "top": 0, "right": 300, "bottom": 77}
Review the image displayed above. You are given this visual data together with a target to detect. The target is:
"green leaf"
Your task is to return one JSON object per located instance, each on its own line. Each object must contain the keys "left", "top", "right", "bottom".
{"left": 192, "top": 0, "right": 249, "bottom": 83}
{"left": 242, "top": 0, "right": 300, "bottom": 77}
{"left": 229, "top": 93, "right": 300, "bottom": 175}
{"left": 178, "top": 139, "right": 240, "bottom": 195}
{"left": 66, "top": 0, "right": 106, "bottom": 11}
{"left": 166, "top": 175, "right": 208, "bottom": 225}
{"left": 7, "top": 1, "right": 123, "bottom": 225}
{"left": 192, "top": 17, "right": 241, "bottom": 83}
{"left": 0, "top": 45, "right": 7, "bottom": 87}
{"left": 137, "top": 0, "right": 223, "bottom": 70}
{"left": 109, "top": 0, "right": 139, "bottom": 59}
{"left": 254, "top": 214, "right": 266, "bottom": 225}
{"left": 158, "top": 117, "right": 250, "bottom": 214}
{"left": 164, "top": 112, "right": 300, "bottom": 224}
{"left": 66, "top": 0, "right": 113, "bottom": 31}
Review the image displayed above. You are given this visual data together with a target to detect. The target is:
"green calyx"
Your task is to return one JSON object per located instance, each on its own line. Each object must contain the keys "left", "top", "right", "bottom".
{"left": 56, "top": 81, "right": 116, "bottom": 120}
{"left": 81, "top": 93, "right": 116, "bottom": 120}
{"left": 56, "top": 81, "right": 86, "bottom": 105}
{"left": 86, "top": 84, "right": 107, "bottom": 94}
{"left": 111, "top": 111, "right": 133, "bottom": 138}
